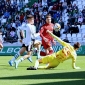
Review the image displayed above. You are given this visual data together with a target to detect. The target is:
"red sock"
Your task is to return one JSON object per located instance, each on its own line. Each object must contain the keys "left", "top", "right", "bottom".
{"left": 40, "top": 51, "right": 46, "bottom": 56}
{"left": 48, "top": 50, "right": 53, "bottom": 55}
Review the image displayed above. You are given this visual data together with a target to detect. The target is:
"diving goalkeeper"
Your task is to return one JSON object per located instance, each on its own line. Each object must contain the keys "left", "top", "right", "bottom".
{"left": 27, "top": 30, "right": 81, "bottom": 70}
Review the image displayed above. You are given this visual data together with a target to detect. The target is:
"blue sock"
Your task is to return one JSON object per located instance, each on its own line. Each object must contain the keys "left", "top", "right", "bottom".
{"left": 27, "top": 55, "right": 32, "bottom": 63}
{"left": 11, "top": 52, "right": 20, "bottom": 62}
{"left": 14, "top": 52, "right": 20, "bottom": 59}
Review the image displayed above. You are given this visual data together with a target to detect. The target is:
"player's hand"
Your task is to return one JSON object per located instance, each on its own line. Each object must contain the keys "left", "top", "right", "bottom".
{"left": 20, "top": 39, "right": 23, "bottom": 43}
{"left": 43, "top": 37, "right": 48, "bottom": 42}
{"left": 75, "top": 67, "right": 81, "bottom": 69}
{"left": 52, "top": 40, "right": 56, "bottom": 45}
{"left": 46, "top": 30, "right": 49, "bottom": 33}
{"left": 18, "top": 39, "right": 22, "bottom": 43}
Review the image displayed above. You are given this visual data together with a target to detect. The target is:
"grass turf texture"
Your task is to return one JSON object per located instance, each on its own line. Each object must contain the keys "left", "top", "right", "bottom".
{"left": 0, "top": 56, "right": 85, "bottom": 85}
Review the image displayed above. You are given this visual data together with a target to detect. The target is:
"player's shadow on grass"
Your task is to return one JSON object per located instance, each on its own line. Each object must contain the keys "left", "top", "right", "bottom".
{"left": 25, "top": 80, "right": 85, "bottom": 85}
{"left": 0, "top": 71, "right": 85, "bottom": 80}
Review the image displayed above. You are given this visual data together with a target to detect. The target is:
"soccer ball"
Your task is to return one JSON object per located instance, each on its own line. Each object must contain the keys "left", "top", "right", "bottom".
{"left": 54, "top": 23, "right": 61, "bottom": 32}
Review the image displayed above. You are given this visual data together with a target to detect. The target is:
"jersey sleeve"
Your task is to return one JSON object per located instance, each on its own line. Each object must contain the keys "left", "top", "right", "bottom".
{"left": 31, "top": 25, "right": 36, "bottom": 34}
{"left": 30, "top": 25, "right": 36, "bottom": 39}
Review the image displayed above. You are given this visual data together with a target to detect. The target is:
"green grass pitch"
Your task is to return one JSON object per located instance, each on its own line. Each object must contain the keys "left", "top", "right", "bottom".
{"left": 0, "top": 56, "right": 85, "bottom": 85}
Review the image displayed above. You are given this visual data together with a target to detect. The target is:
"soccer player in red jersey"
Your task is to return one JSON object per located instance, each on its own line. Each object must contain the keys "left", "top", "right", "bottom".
{"left": 39, "top": 14, "right": 55, "bottom": 56}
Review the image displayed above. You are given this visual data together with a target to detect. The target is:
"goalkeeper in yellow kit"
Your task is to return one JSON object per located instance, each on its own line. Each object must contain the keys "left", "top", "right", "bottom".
{"left": 27, "top": 30, "right": 81, "bottom": 70}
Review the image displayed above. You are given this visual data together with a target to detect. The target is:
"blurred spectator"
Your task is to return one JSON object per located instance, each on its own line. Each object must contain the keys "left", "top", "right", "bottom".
{"left": 0, "top": 26, "right": 4, "bottom": 34}
{"left": 66, "top": 0, "right": 71, "bottom": 5}
{"left": 52, "top": 3, "right": 59, "bottom": 12}
{"left": 33, "top": 1, "right": 38, "bottom": 8}
{"left": 15, "top": 13, "right": 20, "bottom": 20}
{"left": 1, "top": 17, "right": 7, "bottom": 25}
{"left": 15, "top": 18, "right": 21, "bottom": 27}
{"left": 20, "top": 13, "right": 24, "bottom": 23}
{"left": 42, "top": 9, "right": 48, "bottom": 18}
{"left": 11, "top": 20, "right": 16, "bottom": 28}
{"left": 3, "top": 28, "right": 7, "bottom": 41}
{"left": 4, "top": 10, "right": 10, "bottom": 19}
{"left": 82, "top": 6, "right": 85, "bottom": 17}
{"left": 9, "top": 30, "right": 16, "bottom": 38}
{"left": 24, "top": 5, "right": 30, "bottom": 12}
{"left": 42, "top": 0, "right": 48, "bottom": 6}
{"left": 64, "top": 23, "right": 71, "bottom": 33}
{"left": 58, "top": 18, "right": 64, "bottom": 29}
{"left": 7, "top": 29, "right": 17, "bottom": 43}
{"left": 62, "top": 0, "right": 67, "bottom": 10}
{"left": 5, "top": 22, "right": 11, "bottom": 30}
{"left": 78, "top": 15, "right": 83, "bottom": 24}
{"left": 70, "top": 22, "right": 79, "bottom": 34}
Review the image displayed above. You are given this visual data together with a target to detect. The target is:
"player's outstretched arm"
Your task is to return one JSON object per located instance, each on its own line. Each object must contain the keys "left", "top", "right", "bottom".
{"left": 47, "top": 30, "right": 65, "bottom": 45}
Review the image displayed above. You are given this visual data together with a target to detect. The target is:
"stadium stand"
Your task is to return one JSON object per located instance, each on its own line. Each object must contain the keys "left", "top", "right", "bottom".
{"left": 0, "top": 0, "right": 85, "bottom": 46}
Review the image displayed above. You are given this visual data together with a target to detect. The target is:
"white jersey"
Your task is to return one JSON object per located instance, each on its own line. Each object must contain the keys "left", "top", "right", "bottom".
{"left": 17, "top": 23, "right": 27, "bottom": 39}
{"left": 31, "top": 25, "right": 42, "bottom": 42}
{"left": 21, "top": 23, "right": 35, "bottom": 46}
{"left": 31, "top": 25, "right": 36, "bottom": 39}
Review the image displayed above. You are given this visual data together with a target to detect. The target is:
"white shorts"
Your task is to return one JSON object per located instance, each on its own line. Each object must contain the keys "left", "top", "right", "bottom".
{"left": 22, "top": 44, "right": 33, "bottom": 52}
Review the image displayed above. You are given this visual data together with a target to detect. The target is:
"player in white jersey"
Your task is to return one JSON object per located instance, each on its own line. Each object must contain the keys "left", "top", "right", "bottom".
{"left": 14, "top": 15, "right": 42, "bottom": 69}
{"left": 8, "top": 23, "right": 29, "bottom": 66}
{"left": 8, "top": 15, "right": 35, "bottom": 66}
{"left": 14, "top": 25, "right": 42, "bottom": 69}
{"left": 9, "top": 23, "right": 42, "bottom": 67}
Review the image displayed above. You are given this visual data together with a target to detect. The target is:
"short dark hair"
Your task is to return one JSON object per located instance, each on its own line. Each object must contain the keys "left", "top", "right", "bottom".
{"left": 26, "top": 15, "right": 34, "bottom": 19}
{"left": 46, "top": 14, "right": 51, "bottom": 18}
{"left": 73, "top": 42, "right": 81, "bottom": 49}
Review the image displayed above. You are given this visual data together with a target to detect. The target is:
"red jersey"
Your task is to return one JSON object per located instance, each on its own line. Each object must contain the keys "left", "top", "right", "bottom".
{"left": 39, "top": 23, "right": 54, "bottom": 41}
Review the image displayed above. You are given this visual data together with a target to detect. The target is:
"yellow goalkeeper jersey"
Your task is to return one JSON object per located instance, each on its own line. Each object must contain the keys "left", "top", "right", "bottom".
{"left": 49, "top": 31, "right": 77, "bottom": 63}
{"left": 55, "top": 41, "right": 77, "bottom": 62}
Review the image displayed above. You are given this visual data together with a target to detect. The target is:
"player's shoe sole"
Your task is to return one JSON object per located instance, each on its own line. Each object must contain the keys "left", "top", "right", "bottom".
{"left": 27, "top": 66, "right": 37, "bottom": 70}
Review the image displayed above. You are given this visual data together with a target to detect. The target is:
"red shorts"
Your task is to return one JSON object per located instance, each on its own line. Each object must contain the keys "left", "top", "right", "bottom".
{"left": 42, "top": 39, "right": 52, "bottom": 49}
